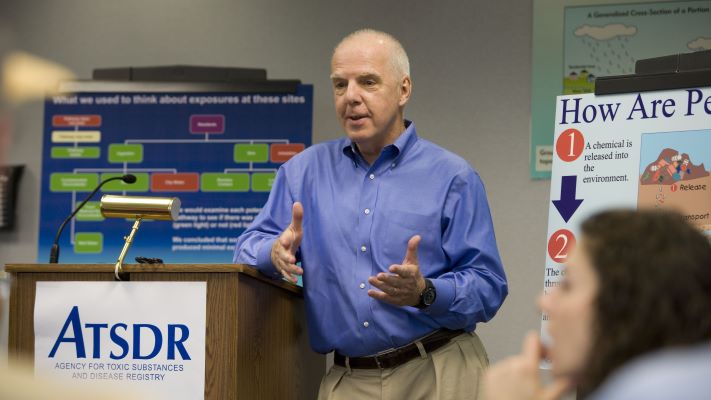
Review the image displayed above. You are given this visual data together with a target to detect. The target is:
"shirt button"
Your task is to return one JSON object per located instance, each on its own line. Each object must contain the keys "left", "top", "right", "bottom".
{"left": 364, "top": 208, "right": 370, "bottom": 215}
{"left": 360, "top": 245, "right": 367, "bottom": 252}
{"left": 391, "top": 163, "right": 396, "bottom": 168}
{"left": 359, "top": 283, "right": 366, "bottom": 289}
{"left": 363, "top": 321, "right": 370, "bottom": 328}
{"left": 369, "top": 174, "right": 375, "bottom": 180}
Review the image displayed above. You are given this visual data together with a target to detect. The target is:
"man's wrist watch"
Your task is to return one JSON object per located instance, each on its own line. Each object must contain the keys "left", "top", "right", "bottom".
{"left": 415, "top": 279, "right": 436, "bottom": 309}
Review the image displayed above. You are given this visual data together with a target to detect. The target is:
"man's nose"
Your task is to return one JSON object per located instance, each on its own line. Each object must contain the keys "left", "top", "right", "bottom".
{"left": 344, "top": 81, "right": 362, "bottom": 104}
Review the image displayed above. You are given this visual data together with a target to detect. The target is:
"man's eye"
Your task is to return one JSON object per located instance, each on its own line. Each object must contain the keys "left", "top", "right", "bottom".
{"left": 334, "top": 81, "right": 346, "bottom": 89}
{"left": 365, "top": 80, "right": 376, "bottom": 86}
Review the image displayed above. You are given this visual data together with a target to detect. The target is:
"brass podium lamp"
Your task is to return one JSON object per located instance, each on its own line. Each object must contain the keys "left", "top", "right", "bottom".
{"left": 100, "top": 195, "right": 180, "bottom": 280}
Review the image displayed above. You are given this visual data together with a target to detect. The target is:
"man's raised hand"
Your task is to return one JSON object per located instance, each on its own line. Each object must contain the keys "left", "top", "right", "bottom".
{"left": 271, "top": 202, "right": 304, "bottom": 283}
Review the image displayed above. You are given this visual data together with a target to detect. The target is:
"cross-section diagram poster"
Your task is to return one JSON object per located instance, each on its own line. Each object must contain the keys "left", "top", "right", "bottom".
{"left": 531, "top": 0, "right": 711, "bottom": 179}
{"left": 38, "top": 86, "right": 312, "bottom": 263}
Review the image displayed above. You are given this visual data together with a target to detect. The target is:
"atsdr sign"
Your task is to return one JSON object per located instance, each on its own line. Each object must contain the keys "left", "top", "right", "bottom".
{"left": 34, "top": 281, "right": 206, "bottom": 399}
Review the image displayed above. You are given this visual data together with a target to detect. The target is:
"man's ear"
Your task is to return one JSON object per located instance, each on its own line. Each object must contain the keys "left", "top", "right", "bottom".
{"left": 398, "top": 75, "right": 412, "bottom": 107}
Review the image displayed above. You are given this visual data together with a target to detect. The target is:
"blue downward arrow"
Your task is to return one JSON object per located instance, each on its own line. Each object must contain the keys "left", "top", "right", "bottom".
{"left": 553, "top": 175, "right": 584, "bottom": 223}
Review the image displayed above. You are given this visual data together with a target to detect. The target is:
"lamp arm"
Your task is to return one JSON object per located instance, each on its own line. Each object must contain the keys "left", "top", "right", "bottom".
{"left": 114, "top": 217, "right": 142, "bottom": 281}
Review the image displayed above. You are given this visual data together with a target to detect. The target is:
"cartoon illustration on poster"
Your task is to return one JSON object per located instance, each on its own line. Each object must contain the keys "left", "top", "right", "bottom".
{"left": 638, "top": 129, "right": 711, "bottom": 234}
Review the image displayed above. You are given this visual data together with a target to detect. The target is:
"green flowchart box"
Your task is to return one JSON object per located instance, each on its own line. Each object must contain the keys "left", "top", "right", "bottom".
{"left": 51, "top": 146, "right": 100, "bottom": 159}
{"left": 201, "top": 173, "right": 249, "bottom": 192}
{"left": 108, "top": 144, "right": 144, "bottom": 163}
{"left": 101, "top": 173, "right": 150, "bottom": 192}
{"left": 234, "top": 144, "right": 268, "bottom": 163}
{"left": 74, "top": 232, "right": 103, "bottom": 253}
{"left": 252, "top": 172, "right": 276, "bottom": 192}
{"left": 50, "top": 173, "right": 99, "bottom": 192}
{"left": 76, "top": 201, "right": 104, "bottom": 221}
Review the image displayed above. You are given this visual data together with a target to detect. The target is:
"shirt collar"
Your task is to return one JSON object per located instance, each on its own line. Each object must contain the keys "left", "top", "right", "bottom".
{"left": 341, "top": 120, "right": 418, "bottom": 163}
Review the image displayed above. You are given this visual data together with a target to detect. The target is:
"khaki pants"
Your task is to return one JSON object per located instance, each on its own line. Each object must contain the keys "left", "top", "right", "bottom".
{"left": 318, "top": 332, "right": 489, "bottom": 400}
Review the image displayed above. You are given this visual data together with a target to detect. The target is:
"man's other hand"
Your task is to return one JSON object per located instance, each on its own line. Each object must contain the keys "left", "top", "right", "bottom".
{"left": 271, "top": 202, "right": 304, "bottom": 283}
{"left": 368, "top": 235, "right": 426, "bottom": 306}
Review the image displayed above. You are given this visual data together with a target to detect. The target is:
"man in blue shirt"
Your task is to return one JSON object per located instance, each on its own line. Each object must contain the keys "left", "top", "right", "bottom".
{"left": 234, "top": 29, "right": 508, "bottom": 399}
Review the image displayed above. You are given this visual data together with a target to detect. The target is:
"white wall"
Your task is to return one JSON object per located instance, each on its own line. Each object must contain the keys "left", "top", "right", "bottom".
{"left": 0, "top": 0, "right": 551, "bottom": 367}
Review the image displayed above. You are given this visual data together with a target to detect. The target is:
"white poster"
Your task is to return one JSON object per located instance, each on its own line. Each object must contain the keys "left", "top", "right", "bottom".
{"left": 542, "top": 86, "right": 711, "bottom": 333}
{"left": 34, "top": 281, "right": 206, "bottom": 400}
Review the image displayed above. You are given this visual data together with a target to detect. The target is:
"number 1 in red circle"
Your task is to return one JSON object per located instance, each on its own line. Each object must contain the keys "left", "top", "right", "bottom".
{"left": 547, "top": 229, "right": 576, "bottom": 263}
{"left": 556, "top": 128, "right": 584, "bottom": 162}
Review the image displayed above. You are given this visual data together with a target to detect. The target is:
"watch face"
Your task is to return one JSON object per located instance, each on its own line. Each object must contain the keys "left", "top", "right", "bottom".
{"left": 423, "top": 288, "right": 436, "bottom": 305}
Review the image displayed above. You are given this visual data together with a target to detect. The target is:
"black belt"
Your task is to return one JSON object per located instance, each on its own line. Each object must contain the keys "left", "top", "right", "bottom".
{"left": 334, "top": 329, "right": 465, "bottom": 370}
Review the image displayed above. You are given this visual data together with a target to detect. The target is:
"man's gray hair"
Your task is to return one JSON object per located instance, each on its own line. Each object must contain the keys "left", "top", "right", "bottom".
{"left": 334, "top": 29, "right": 411, "bottom": 79}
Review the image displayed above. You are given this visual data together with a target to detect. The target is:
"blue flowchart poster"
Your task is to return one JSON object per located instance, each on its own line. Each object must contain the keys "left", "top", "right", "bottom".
{"left": 38, "top": 86, "right": 312, "bottom": 263}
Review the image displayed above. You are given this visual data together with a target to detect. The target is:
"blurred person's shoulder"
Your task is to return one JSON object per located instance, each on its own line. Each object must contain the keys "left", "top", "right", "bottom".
{"left": 0, "top": 362, "right": 146, "bottom": 400}
{"left": 589, "top": 341, "right": 711, "bottom": 400}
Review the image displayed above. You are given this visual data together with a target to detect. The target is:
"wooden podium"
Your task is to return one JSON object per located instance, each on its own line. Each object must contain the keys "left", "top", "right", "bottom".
{"left": 5, "top": 263, "right": 324, "bottom": 399}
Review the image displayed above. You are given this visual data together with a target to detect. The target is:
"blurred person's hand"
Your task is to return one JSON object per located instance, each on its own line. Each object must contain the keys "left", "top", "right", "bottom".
{"left": 484, "top": 331, "right": 572, "bottom": 400}
{"left": 1, "top": 50, "right": 74, "bottom": 163}
{"left": 2, "top": 51, "right": 74, "bottom": 104}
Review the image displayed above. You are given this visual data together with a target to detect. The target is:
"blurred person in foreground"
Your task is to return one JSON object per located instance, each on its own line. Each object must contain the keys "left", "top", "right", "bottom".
{"left": 484, "top": 209, "right": 711, "bottom": 400}
{"left": 0, "top": 32, "right": 146, "bottom": 400}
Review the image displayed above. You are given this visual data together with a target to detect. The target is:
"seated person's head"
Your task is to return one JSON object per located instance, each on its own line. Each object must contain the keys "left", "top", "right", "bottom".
{"left": 540, "top": 209, "right": 711, "bottom": 395}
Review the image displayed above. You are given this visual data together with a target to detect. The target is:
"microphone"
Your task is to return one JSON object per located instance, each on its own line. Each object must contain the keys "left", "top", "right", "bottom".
{"left": 49, "top": 174, "right": 136, "bottom": 263}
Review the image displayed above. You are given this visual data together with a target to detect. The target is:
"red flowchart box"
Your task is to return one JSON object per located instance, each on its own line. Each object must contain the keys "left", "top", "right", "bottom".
{"left": 151, "top": 173, "right": 199, "bottom": 192}
{"left": 52, "top": 115, "right": 102, "bottom": 127}
{"left": 270, "top": 143, "right": 305, "bottom": 163}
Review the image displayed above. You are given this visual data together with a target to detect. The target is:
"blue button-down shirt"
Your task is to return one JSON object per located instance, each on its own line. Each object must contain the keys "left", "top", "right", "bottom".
{"left": 233, "top": 121, "right": 507, "bottom": 356}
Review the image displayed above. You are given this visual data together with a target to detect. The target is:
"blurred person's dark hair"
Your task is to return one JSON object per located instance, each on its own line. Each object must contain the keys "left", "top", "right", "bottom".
{"left": 579, "top": 209, "right": 711, "bottom": 396}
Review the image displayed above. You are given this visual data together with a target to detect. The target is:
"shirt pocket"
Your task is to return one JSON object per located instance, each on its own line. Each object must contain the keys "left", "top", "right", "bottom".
{"left": 380, "top": 209, "right": 439, "bottom": 266}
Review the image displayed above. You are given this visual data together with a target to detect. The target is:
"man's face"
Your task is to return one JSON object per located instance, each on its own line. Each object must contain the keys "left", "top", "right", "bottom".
{"left": 330, "top": 37, "right": 410, "bottom": 151}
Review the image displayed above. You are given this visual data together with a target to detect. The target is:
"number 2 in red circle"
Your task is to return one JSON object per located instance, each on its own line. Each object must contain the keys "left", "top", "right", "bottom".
{"left": 556, "top": 128, "right": 584, "bottom": 162}
{"left": 547, "top": 229, "right": 576, "bottom": 263}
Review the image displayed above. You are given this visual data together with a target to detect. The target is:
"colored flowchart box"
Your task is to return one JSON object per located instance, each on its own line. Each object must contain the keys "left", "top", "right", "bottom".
{"left": 271, "top": 143, "right": 305, "bottom": 163}
{"left": 108, "top": 144, "right": 144, "bottom": 163}
{"left": 51, "top": 131, "right": 102, "bottom": 143}
{"left": 101, "top": 173, "right": 150, "bottom": 192}
{"left": 50, "top": 173, "right": 99, "bottom": 192}
{"left": 201, "top": 173, "right": 249, "bottom": 192}
{"left": 190, "top": 114, "right": 225, "bottom": 134}
{"left": 74, "top": 232, "right": 103, "bottom": 253}
{"left": 52, "top": 115, "right": 102, "bottom": 127}
{"left": 151, "top": 173, "right": 200, "bottom": 192}
{"left": 234, "top": 144, "right": 268, "bottom": 163}
{"left": 252, "top": 172, "right": 276, "bottom": 192}
{"left": 76, "top": 201, "right": 104, "bottom": 221}
{"left": 51, "top": 146, "right": 100, "bottom": 159}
